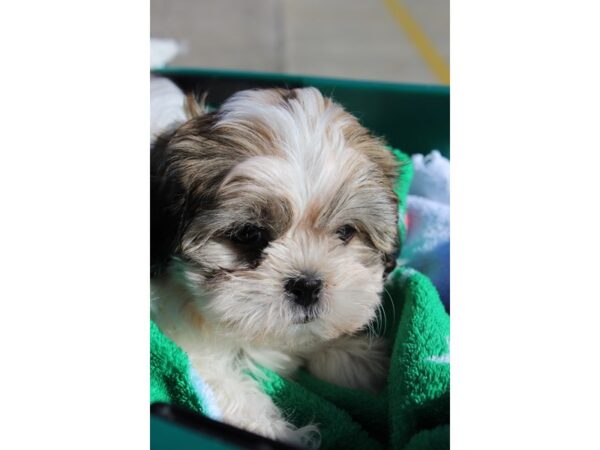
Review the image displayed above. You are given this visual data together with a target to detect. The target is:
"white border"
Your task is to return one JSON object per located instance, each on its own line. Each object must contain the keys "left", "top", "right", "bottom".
{"left": 1, "top": 1, "right": 149, "bottom": 448}
{"left": 452, "top": 1, "right": 600, "bottom": 448}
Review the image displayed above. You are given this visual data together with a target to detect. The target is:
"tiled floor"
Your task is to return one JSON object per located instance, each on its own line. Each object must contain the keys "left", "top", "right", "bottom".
{"left": 151, "top": 0, "right": 449, "bottom": 85}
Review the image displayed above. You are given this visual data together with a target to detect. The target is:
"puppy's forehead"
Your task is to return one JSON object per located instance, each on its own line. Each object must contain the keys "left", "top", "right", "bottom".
{"left": 217, "top": 87, "right": 353, "bottom": 157}
{"left": 221, "top": 153, "right": 366, "bottom": 213}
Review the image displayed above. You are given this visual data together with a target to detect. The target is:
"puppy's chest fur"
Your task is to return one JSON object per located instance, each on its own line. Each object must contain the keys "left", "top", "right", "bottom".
{"left": 151, "top": 275, "right": 309, "bottom": 377}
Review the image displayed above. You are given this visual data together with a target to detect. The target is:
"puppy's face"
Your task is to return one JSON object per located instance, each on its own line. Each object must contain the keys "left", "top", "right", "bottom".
{"left": 152, "top": 88, "right": 400, "bottom": 348}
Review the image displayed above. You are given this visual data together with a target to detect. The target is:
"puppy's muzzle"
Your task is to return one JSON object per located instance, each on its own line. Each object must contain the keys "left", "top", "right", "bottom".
{"left": 285, "top": 275, "right": 322, "bottom": 308}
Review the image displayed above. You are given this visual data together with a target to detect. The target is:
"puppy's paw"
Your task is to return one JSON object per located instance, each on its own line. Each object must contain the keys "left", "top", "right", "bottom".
{"left": 306, "top": 335, "right": 389, "bottom": 393}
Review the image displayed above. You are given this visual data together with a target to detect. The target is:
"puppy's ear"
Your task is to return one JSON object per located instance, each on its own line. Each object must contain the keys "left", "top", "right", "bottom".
{"left": 150, "top": 108, "right": 246, "bottom": 277}
{"left": 151, "top": 130, "right": 185, "bottom": 278}
{"left": 341, "top": 118, "right": 406, "bottom": 278}
{"left": 342, "top": 120, "right": 401, "bottom": 192}
{"left": 342, "top": 123, "right": 407, "bottom": 280}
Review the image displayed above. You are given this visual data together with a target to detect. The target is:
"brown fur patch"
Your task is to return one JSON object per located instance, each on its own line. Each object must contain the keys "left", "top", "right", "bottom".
{"left": 341, "top": 120, "right": 401, "bottom": 194}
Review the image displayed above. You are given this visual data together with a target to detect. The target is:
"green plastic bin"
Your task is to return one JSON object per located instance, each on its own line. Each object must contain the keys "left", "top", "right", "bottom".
{"left": 150, "top": 68, "right": 450, "bottom": 450}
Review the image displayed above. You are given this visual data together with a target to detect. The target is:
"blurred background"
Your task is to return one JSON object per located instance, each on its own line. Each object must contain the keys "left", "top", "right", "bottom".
{"left": 151, "top": 0, "right": 449, "bottom": 85}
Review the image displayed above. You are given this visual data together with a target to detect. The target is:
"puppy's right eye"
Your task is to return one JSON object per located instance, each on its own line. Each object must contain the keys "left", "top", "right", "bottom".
{"left": 230, "top": 224, "right": 270, "bottom": 249}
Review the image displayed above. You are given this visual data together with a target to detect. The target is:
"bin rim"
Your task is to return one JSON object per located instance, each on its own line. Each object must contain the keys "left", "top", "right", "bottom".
{"left": 152, "top": 67, "right": 450, "bottom": 96}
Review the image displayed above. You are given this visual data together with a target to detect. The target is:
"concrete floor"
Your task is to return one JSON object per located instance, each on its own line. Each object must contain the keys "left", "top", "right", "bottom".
{"left": 151, "top": 0, "right": 449, "bottom": 85}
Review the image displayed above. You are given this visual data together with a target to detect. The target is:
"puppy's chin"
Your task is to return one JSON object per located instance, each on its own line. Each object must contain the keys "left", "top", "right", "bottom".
{"left": 174, "top": 258, "right": 384, "bottom": 350}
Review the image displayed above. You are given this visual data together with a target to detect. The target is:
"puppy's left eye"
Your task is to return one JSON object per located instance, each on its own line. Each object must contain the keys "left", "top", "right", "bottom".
{"left": 336, "top": 225, "right": 357, "bottom": 243}
{"left": 231, "top": 224, "right": 270, "bottom": 249}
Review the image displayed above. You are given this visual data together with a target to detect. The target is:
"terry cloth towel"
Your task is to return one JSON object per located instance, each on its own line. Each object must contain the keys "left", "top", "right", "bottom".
{"left": 150, "top": 267, "right": 449, "bottom": 449}
{"left": 409, "top": 151, "right": 449, "bottom": 204}
{"left": 150, "top": 149, "right": 450, "bottom": 449}
{"left": 400, "top": 151, "right": 450, "bottom": 311}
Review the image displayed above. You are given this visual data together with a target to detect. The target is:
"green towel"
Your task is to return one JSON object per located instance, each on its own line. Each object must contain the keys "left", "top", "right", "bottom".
{"left": 150, "top": 320, "right": 200, "bottom": 412}
{"left": 150, "top": 149, "right": 450, "bottom": 449}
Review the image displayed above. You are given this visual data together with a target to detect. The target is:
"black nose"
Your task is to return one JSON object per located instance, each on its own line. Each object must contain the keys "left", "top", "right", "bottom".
{"left": 284, "top": 276, "right": 322, "bottom": 307}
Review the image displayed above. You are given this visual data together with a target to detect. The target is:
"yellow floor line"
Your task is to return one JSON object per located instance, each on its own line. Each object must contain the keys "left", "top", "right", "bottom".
{"left": 384, "top": 0, "right": 450, "bottom": 84}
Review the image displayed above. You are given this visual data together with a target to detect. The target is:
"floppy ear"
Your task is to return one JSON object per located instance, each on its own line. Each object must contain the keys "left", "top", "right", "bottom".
{"left": 151, "top": 92, "right": 210, "bottom": 277}
{"left": 150, "top": 104, "right": 250, "bottom": 277}
{"left": 151, "top": 130, "right": 186, "bottom": 278}
{"left": 341, "top": 119, "right": 401, "bottom": 191}
{"left": 341, "top": 120, "right": 404, "bottom": 277}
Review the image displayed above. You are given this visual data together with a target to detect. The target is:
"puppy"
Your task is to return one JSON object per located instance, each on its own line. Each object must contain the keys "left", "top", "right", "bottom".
{"left": 151, "top": 87, "right": 400, "bottom": 447}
